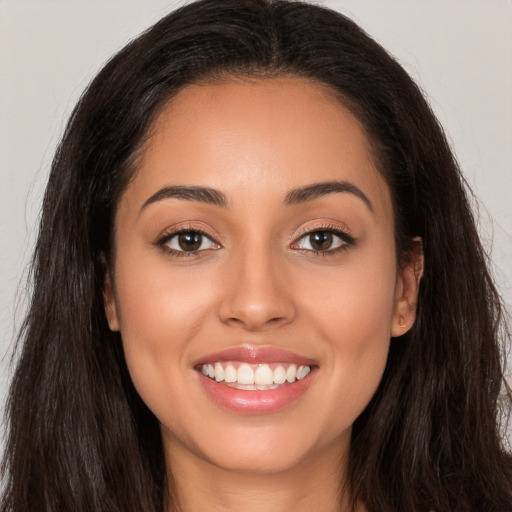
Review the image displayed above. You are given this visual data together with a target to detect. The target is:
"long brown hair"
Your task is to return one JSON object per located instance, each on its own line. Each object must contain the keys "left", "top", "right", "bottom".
{"left": 2, "top": 1, "right": 511, "bottom": 510}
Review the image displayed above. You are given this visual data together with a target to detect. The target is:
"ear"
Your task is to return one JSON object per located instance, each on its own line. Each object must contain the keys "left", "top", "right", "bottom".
{"left": 391, "top": 238, "right": 424, "bottom": 337}
{"left": 103, "top": 270, "right": 120, "bottom": 332}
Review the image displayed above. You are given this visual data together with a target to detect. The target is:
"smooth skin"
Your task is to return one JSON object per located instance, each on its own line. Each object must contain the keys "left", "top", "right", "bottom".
{"left": 104, "top": 77, "right": 423, "bottom": 512}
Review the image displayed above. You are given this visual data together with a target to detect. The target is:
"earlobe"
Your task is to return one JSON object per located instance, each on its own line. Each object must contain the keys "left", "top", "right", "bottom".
{"left": 391, "top": 238, "right": 424, "bottom": 337}
{"left": 103, "top": 272, "right": 120, "bottom": 332}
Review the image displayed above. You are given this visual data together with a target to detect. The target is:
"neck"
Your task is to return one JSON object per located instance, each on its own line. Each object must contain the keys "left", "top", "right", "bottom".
{"left": 164, "top": 437, "right": 356, "bottom": 512}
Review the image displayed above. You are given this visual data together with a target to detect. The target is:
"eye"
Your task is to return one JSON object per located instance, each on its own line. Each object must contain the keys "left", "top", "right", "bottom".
{"left": 292, "top": 229, "right": 354, "bottom": 254}
{"left": 158, "top": 230, "right": 220, "bottom": 255}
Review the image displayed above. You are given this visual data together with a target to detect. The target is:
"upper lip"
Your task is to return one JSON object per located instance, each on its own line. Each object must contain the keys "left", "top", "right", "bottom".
{"left": 193, "top": 344, "right": 317, "bottom": 367}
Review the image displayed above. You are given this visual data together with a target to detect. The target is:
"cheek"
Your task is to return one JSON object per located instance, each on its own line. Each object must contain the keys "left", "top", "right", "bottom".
{"left": 113, "top": 257, "right": 219, "bottom": 406}
{"left": 296, "top": 247, "right": 397, "bottom": 412}
{"left": 115, "top": 250, "right": 218, "bottom": 332}
{"left": 299, "top": 244, "right": 397, "bottom": 333}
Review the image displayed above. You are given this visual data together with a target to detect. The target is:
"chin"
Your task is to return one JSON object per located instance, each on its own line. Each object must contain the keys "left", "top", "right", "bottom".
{"left": 172, "top": 418, "right": 350, "bottom": 476}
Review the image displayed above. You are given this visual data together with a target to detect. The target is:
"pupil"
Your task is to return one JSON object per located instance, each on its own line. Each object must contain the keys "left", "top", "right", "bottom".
{"left": 310, "top": 232, "right": 332, "bottom": 251}
{"left": 178, "top": 232, "right": 202, "bottom": 251}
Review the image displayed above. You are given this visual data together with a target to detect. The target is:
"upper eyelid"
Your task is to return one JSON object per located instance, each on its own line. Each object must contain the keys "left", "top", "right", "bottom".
{"left": 288, "top": 221, "right": 353, "bottom": 242}
{"left": 291, "top": 230, "right": 354, "bottom": 248}
{"left": 157, "top": 229, "right": 215, "bottom": 246}
{"left": 155, "top": 223, "right": 219, "bottom": 243}
{"left": 155, "top": 228, "right": 220, "bottom": 257}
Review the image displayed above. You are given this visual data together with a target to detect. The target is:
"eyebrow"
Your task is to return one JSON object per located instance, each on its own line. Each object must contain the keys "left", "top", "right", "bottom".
{"left": 141, "top": 180, "right": 373, "bottom": 213}
{"left": 284, "top": 181, "right": 373, "bottom": 212}
{"left": 141, "top": 185, "right": 229, "bottom": 210}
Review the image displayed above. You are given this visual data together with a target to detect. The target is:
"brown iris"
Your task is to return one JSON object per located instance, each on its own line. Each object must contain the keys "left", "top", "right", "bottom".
{"left": 178, "top": 232, "right": 202, "bottom": 251}
{"left": 309, "top": 232, "right": 333, "bottom": 251}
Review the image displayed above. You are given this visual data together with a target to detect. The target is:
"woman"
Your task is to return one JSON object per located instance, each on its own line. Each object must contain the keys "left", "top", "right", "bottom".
{"left": 2, "top": 0, "right": 511, "bottom": 511}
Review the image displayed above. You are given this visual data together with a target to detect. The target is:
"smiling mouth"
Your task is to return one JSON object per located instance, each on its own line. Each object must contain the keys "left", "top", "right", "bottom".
{"left": 199, "top": 362, "right": 312, "bottom": 390}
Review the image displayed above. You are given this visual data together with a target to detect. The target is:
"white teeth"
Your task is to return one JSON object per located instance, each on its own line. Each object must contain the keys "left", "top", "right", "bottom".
{"left": 214, "top": 362, "right": 224, "bottom": 382}
{"left": 255, "top": 364, "right": 274, "bottom": 386}
{"left": 297, "top": 365, "right": 310, "bottom": 380}
{"left": 286, "top": 364, "right": 297, "bottom": 383}
{"left": 200, "top": 361, "right": 312, "bottom": 387}
{"left": 224, "top": 364, "right": 237, "bottom": 383}
{"left": 237, "top": 364, "right": 255, "bottom": 385}
{"left": 273, "top": 365, "right": 287, "bottom": 384}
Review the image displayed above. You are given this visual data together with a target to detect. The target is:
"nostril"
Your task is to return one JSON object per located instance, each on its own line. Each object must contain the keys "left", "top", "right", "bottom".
{"left": 222, "top": 313, "right": 291, "bottom": 331}
{"left": 267, "top": 316, "right": 287, "bottom": 325}
{"left": 218, "top": 270, "right": 297, "bottom": 330}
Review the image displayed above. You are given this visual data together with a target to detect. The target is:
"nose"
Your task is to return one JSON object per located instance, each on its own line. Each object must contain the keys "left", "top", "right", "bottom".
{"left": 218, "top": 247, "right": 296, "bottom": 332}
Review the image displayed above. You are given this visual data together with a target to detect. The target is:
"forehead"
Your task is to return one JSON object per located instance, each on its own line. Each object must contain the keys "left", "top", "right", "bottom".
{"left": 122, "top": 76, "right": 392, "bottom": 220}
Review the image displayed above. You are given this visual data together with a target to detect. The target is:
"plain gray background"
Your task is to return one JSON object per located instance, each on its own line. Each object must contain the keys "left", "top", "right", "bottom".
{"left": 1, "top": 0, "right": 511, "bottom": 449}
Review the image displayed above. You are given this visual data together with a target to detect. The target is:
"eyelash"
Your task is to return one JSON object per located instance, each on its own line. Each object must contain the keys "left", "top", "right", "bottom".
{"left": 155, "top": 224, "right": 356, "bottom": 258}
{"left": 156, "top": 226, "right": 220, "bottom": 258}
{"left": 291, "top": 224, "right": 356, "bottom": 257}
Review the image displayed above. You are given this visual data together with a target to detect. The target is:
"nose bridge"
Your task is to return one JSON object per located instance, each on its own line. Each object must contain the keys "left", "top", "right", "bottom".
{"left": 219, "top": 236, "right": 295, "bottom": 330}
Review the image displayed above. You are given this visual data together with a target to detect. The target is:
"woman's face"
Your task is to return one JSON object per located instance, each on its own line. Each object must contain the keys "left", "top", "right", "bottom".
{"left": 105, "top": 77, "right": 420, "bottom": 475}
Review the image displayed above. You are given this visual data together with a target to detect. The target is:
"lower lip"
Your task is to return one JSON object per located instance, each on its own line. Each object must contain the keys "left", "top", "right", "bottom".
{"left": 198, "top": 370, "right": 316, "bottom": 414}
